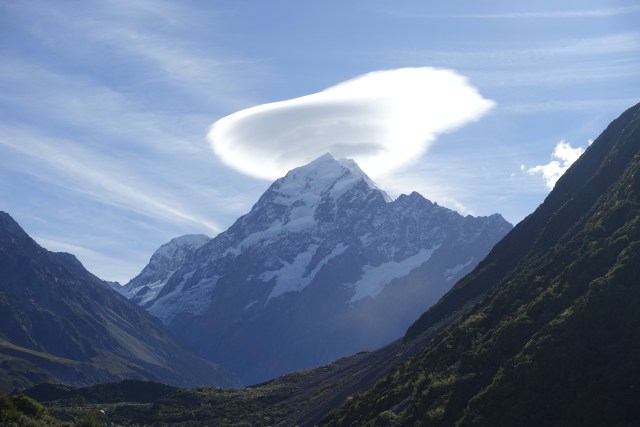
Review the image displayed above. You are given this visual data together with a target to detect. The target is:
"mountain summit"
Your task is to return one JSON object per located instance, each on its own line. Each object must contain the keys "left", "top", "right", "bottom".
{"left": 270, "top": 153, "right": 392, "bottom": 205}
{"left": 126, "top": 154, "right": 512, "bottom": 385}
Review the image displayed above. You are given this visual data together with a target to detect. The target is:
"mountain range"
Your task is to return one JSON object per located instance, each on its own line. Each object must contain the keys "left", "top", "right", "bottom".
{"left": 0, "top": 212, "right": 236, "bottom": 393}
{"left": 120, "top": 153, "right": 512, "bottom": 385}
{"left": 11, "top": 102, "right": 640, "bottom": 427}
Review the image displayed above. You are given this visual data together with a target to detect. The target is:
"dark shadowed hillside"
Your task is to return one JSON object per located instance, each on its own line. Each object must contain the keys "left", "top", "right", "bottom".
{"left": 322, "top": 103, "right": 640, "bottom": 425}
{"left": 0, "top": 212, "right": 237, "bottom": 393}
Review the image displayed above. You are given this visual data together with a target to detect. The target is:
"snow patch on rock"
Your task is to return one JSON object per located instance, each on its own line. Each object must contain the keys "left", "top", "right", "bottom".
{"left": 265, "top": 243, "right": 348, "bottom": 301}
{"left": 349, "top": 245, "right": 441, "bottom": 303}
{"left": 149, "top": 271, "right": 217, "bottom": 324}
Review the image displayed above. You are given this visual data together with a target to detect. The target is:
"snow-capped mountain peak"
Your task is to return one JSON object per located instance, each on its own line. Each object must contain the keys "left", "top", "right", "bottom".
{"left": 152, "top": 234, "right": 210, "bottom": 261}
{"left": 116, "top": 234, "right": 210, "bottom": 305}
{"left": 123, "top": 155, "right": 512, "bottom": 385}
{"left": 216, "top": 154, "right": 392, "bottom": 245}
{"left": 271, "top": 153, "right": 391, "bottom": 205}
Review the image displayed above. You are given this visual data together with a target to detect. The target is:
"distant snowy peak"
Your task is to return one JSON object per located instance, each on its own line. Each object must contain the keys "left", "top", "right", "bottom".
{"left": 152, "top": 234, "right": 211, "bottom": 262}
{"left": 270, "top": 153, "right": 392, "bottom": 205}
{"left": 117, "top": 234, "right": 210, "bottom": 304}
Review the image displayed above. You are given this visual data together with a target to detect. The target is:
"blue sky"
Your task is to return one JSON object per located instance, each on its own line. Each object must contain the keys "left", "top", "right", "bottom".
{"left": 1, "top": 1, "right": 639, "bottom": 283}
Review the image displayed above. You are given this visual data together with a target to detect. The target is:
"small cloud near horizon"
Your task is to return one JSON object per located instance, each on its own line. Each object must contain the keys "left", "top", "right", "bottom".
{"left": 525, "top": 140, "right": 587, "bottom": 189}
{"left": 208, "top": 67, "right": 495, "bottom": 180}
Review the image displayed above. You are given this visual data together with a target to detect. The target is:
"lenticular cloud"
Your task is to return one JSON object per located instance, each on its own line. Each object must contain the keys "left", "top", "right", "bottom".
{"left": 208, "top": 67, "right": 495, "bottom": 180}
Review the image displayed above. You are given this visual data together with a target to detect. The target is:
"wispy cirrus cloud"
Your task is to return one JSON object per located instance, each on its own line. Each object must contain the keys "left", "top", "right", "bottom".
{"left": 0, "top": 1, "right": 270, "bottom": 281}
{"left": 5, "top": 0, "right": 262, "bottom": 112}
{"left": 393, "top": 5, "right": 640, "bottom": 19}
{"left": 0, "top": 1, "right": 264, "bottom": 174}
{"left": 0, "top": 56, "right": 255, "bottom": 226}
{"left": 0, "top": 125, "right": 222, "bottom": 233}
{"left": 395, "top": 32, "right": 640, "bottom": 91}
{"left": 402, "top": 33, "right": 640, "bottom": 67}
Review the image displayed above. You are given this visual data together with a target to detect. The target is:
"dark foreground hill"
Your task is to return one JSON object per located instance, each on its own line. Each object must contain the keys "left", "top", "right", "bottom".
{"left": 7, "top": 102, "right": 639, "bottom": 426}
{"left": 322, "top": 104, "right": 640, "bottom": 425}
{"left": 0, "top": 212, "right": 237, "bottom": 393}
{"left": 13, "top": 328, "right": 444, "bottom": 426}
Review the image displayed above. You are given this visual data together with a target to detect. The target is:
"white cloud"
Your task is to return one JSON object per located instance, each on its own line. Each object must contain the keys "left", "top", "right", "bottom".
{"left": 526, "top": 140, "right": 585, "bottom": 189}
{"left": 208, "top": 67, "right": 495, "bottom": 180}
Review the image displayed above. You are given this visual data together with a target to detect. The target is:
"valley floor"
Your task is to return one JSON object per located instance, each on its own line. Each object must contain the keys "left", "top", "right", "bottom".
{"left": 7, "top": 314, "right": 452, "bottom": 427}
